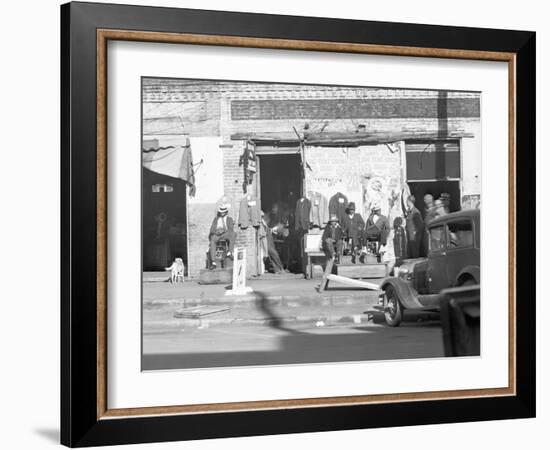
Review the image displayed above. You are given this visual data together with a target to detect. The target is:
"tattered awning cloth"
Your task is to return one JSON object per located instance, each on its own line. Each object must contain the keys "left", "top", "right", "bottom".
{"left": 142, "top": 145, "right": 196, "bottom": 197}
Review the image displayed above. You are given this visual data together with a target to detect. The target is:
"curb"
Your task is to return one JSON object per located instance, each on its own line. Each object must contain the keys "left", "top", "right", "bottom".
{"left": 145, "top": 313, "right": 373, "bottom": 329}
{"left": 143, "top": 309, "right": 440, "bottom": 330}
{"left": 144, "top": 292, "right": 381, "bottom": 308}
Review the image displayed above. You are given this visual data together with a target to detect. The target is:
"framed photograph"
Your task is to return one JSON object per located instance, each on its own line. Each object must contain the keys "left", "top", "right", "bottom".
{"left": 61, "top": 1, "right": 536, "bottom": 447}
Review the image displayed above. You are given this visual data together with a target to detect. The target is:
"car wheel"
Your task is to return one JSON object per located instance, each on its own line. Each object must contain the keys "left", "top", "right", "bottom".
{"left": 383, "top": 285, "right": 403, "bottom": 327}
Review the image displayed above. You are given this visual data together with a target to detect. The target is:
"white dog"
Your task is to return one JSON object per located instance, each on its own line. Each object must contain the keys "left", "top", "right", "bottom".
{"left": 165, "top": 257, "right": 185, "bottom": 284}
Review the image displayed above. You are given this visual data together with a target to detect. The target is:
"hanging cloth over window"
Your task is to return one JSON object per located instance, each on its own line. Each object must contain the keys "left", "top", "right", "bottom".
{"left": 142, "top": 140, "right": 196, "bottom": 197}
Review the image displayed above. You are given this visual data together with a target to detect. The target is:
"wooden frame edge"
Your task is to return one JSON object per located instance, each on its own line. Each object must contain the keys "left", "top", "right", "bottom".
{"left": 97, "top": 29, "right": 108, "bottom": 419}
{"left": 95, "top": 28, "right": 517, "bottom": 420}
{"left": 97, "top": 29, "right": 515, "bottom": 61}
{"left": 508, "top": 55, "right": 517, "bottom": 396}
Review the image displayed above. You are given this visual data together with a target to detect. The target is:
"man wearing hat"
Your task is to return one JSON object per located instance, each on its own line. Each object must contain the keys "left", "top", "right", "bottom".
{"left": 322, "top": 214, "right": 344, "bottom": 262}
{"left": 363, "top": 200, "right": 390, "bottom": 252}
{"left": 341, "top": 202, "right": 365, "bottom": 263}
{"left": 208, "top": 204, "right": 236, "bottom": 269}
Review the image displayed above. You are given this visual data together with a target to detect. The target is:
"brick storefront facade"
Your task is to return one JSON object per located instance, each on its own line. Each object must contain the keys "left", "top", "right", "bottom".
{"left": 142, "top": 79, "right": 481, "bottom": 278}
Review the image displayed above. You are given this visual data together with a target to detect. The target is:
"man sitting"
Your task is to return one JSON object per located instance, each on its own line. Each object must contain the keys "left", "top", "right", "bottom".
{"left": 208, "top": 205, "right": 236, "bottom": 269}
{"left": 341, "top": 202, "right": 365, "bottom": 263}
{"left": 322, "top": 214, "right": 344, "bottom": 262}
{"left": 363, "top": 201, "right": 390, "bottom": 255}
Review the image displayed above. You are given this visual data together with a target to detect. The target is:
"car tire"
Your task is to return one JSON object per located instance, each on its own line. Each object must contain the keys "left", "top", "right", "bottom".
{"left": 383, "top": 285, "right": 403, "bottom": 327}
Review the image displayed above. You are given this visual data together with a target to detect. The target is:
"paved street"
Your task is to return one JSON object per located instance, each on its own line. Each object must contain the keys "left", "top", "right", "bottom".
{"left": 142, "top": 276, "right": 445, "bottom": 370}
{"left": 143, "top": 321, "right": 444, "bottom": 370}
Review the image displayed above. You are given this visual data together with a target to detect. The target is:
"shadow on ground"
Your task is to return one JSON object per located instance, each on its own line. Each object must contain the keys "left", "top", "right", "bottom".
{"left": 143, "top": 292, "right": 451, "bottom": 370}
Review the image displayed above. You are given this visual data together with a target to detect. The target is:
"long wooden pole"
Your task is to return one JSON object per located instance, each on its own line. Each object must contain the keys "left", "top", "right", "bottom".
{"left": 326, "top": 274, "right": 380, "bottom": 290}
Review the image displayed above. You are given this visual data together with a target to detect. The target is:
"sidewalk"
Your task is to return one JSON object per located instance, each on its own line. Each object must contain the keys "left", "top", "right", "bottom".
{"left": 142, "top": 271, "right": 398, "bottom": 329}
{"left": 143, "top": 271, "right": 384, "bottom": 307}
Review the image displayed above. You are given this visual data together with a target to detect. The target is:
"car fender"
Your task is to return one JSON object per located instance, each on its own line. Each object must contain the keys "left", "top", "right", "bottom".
{"left": 379, "top": 277, "right": 424, "bottom": 310}
{"left": 455, "top": 265, "right": 480, "bottom": 285}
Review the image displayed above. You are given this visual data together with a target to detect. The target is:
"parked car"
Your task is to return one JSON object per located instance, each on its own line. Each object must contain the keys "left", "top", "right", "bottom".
{"left": 379, "top": 209, "right": 480, "bottom": 326}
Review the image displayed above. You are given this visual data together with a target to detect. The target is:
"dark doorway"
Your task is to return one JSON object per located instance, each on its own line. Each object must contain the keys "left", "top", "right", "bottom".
{"left": 258, "top": 153, "right": 303, "bottom": 273}
{"left": 142, "top": 168, "right": 188, "bottom": 272}
{"left": 405, "top": 140, "right": 461, "bottom": 218}
{"left": 259, "top": 154, "right": 302, "bottom": 224}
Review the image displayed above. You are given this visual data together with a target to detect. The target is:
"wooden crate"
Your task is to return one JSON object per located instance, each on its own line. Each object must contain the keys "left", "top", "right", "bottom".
{"left": 198, "top": 267, "right": 232, "bottom": 285}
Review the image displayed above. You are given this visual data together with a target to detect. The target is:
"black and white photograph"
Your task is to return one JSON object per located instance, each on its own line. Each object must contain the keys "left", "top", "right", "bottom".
{"left": 141, "top": 78, "right": 481, "bottom": 370}
{"left": 0, "top": 0, "right": 543, "bottom": 447}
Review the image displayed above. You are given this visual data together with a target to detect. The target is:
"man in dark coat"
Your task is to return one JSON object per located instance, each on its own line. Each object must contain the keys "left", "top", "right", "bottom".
{"left": 393, "top": 216, "right": 407, "bottom": 266}
{"left": 322, "top": 214, "right": 344, "bottom": 261}
{"left": 405, "top": 195, "right": 425, "bottom": 258}
{"left": 208, "top": 205, "right": 237, "bottom": 269}
{"left": 341, "top": 202, "right": 364, "bottom": 263}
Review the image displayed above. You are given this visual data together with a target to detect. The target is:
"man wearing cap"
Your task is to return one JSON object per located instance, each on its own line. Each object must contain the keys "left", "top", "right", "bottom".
{"left": 363, "top": 201, "right": 390, "bottom": 252}
{"left": 341, "top": 202, "right": 365, "bottom": 263}
{"left": 322, "top": 214, "right": 344, "bottom": 262}
{"left": 208, "top": 205, "right": 236, "bottom": 269}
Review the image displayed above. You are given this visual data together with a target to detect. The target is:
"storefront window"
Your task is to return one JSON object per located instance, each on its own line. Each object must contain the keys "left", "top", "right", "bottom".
{"left": 152, "top": 183, "right": 174, "bottom": 193}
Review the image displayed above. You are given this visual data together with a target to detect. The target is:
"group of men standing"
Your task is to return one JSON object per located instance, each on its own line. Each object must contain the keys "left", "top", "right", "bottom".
{"left": 402, "top": 193, "right": 450, "bottom": 259}
{"left": 322, "top": 201, "right": 390, "bottom": 263}
{"left": 206, "top": 190, "right": 452, "bottom": 271}
{"left": 322, "top": 191, "right": 451, "bottom": 264}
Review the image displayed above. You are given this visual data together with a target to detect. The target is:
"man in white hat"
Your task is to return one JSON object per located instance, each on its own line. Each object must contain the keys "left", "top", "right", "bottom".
{"left": 363, "top": 200, "right": 390, "bottom": 252}
{"left": 208, "top": 204, "right": 236, "bottom": 269}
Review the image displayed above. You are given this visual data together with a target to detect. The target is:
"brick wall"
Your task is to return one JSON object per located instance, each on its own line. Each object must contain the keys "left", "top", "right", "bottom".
{"left": 186, "top": 203, "right": 214, "bottom": 274}
{"left": 231, "top": 98, "right": 480, "bottom": 121}
{"left": 222, "top": 140, "right": 258, "bottom": 276}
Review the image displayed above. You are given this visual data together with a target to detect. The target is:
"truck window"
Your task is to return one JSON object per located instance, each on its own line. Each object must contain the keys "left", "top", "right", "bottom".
{"left": 447, "top": 219, "right": 474, "bottom": 248}
{"left": 429, "top": 225, "right": 446, "bottom": 252}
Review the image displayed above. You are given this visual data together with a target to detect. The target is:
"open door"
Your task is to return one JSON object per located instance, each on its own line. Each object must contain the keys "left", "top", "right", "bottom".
{"left": 257, "top": 151, "right": 304, "bottom": 273}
